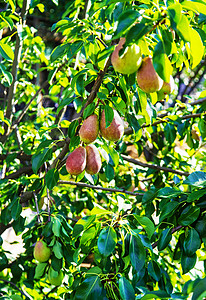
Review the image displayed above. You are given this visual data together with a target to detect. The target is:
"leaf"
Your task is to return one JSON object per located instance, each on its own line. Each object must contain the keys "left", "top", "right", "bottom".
{"left": 51, "top": 43, "right": 69, "bottom": 62}
{"left": 183, "top": 228, "right": 201, "bottom": 256}
{"left": 159, "top": 201, "right": 179, "bottom": 222}
{"left": 168, "top": 3, "right": 182, "bottom": 30}
{"left": 164, "top": 123, "right": 176, "bottom": 144}
{"left": 148, "top": 261, "right": 161, "bottom": 281}
{"left": 181, "top": 253, "right": 196, "bottom": 274}
{"left": 83, "top": 103, "right": 96, "bottom": 119}
{"left": 158, "top": 228, "right": 172, "bottom": 251}
{"left": 178, "top": 205, "right": 200, "bottom": 226}
{"left": 126, "top": 23, "right": 152, "bottom": 44}
{"left": 0, "top": 64, "right": 13, "bottom": 85}
{"left": 182, "top": 1, "right": 206, "bottom": 15}
{"left": 11, "top": 200, "right": 22, "bottom": 220}
{"left": 67, "top": 41, "right": 83, "bottom": 60}
{"left": 53, "top": 241, "right": 63, "bottom": 259}
{"left": 187, "top": 188, "right": 206, "bottom": 202}
{"left": 34, "top": 263, "right": 47, "bottom": 279}
{"left": 129, "top": 235, "right": 146, "bottom": 272}
{"left": 0, "top": 42, "right": 14, "bottom": 61}
{"left": 184, "top": 171, "right": 206, "bottom": 187}
{"left": 32, "top": 148, "right": 53, "bottom": 174}
{"left": 133, "top": 214, "right": 155, "bottom": 239}
{"left": 68, "top": 119, "right": 79, "bottom": 138}
{"left": 52, "top": 217, "right": 61, "bottom": 237}
{"left": 192, "top": 278, "right": 206, "bottom": 300}
{"left": 104, "top": 105, "right": 114, "bottom": 129}
{"left": 157, "top": 187, "right": 181, "bottom": 198}
{"left": 97, "top": 226, "right": 117, "bottom": 257}
{"left": 74, "top": 275, "right": 105, "bottom": 300}
{"left": 189, "top": 28, "right": 204, "bottom": 69}
{"left": 153, "top": 42, "right": 173, "bottom": 82}
{"left": 113, "top": 9, "right": 139, "bottom": 39}
{"left": 119, "top": 277, "right": 135, "bottom": 300}
{"left": 45, "top": 169, "right": 59, "bottom": 190}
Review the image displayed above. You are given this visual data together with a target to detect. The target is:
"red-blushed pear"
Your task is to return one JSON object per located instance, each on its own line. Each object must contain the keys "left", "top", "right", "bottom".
{"left": 111, "top": 37, "right": 142, "bottom": 74}
{"left": 100, "top": 109, "right": 124, "bottom": 142}
{"left": 79, "top": 114, "right": 99, "bottom": 144}
{"left": 157, "top": 76, "right": 175, "bottom": 101}
{"left": 136, "top": 57, "right": 163, "bottom": 93}
{"left": 66, "top": 146, "right": 86, "bottom": 175}
{"left": 33, "top": 240, "right": 51, "bottom": 262}
{"left": 85, "top": 145, "right": 102, "bottom": 175}
{"left": 48, "top": 268, "right": 64, "bottom": 286}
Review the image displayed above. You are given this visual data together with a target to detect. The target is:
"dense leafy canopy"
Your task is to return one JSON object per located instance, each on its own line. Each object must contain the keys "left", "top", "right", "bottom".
{"left": 0, "top": 0, "right": 206, "bottom": 299}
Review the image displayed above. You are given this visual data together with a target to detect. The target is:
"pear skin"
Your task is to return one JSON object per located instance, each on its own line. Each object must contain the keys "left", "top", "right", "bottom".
{"left": 79, "top": 114, "right": 99, "bottom": 144}
{"left": 33, "top": 240, "right": 51, "bottom": 262}
{"left": 111, "top": 38, "right": 142, "bottom": 74}
{"left": 136, "top": 57, "right": 163, "bottom": 93}
{"left": 157, "top": 76, "right": 174, "bottom": 101}
{"left": 100, "top": 109, "right": 124, "bottom": 142}
{"left": 48, "top": 268, "right": 64, "bottom": 286}
{"left": 66, "top": 146, "right": 86, "bottom": 175}
{"left": 85, "top": 145, "right": 102, "bottom": 175}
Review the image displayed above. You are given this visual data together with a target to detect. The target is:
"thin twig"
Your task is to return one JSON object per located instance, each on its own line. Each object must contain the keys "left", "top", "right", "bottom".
{"left": 58, "top": 180, "right": 144, "bottom": 196}
{"left": 33, "top": 192, "right": 40, "bottom": 223}
{"left": 121, "top": 154, "right": 190, "bottom": 176}
{"left": 44, "top": 162, "right": 51, "bottom": 221}
{"left": 0, "top": 278, "right": 29, "bottom": 298}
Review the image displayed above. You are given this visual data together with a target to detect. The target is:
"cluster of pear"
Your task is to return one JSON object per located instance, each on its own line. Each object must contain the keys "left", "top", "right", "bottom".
{"left": 111, "top": 38, "right": 174, "bottom": 98}
{"left": 66, "top": 108, "right": 124, "bottom": 176}
{"left": 33, "top": 240, "right": 63, "bottom": 286}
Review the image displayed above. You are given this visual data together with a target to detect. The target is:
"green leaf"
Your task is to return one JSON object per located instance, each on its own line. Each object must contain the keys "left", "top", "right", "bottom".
{"left": 51, "top": 43, "right": 69, "bottom": 62}
{"left": 189, "top": 28, "right": 204, "bottom": 69}
{"left": 148, "top": 261, "right": 161, "bottom": 281}
{"left": 104, "top": 105, "right": 114, "bottom": 129}
{"left": 178, "top": 205, "right": 200, "bottom": 226}
{"left": 187, "top": 188, "right": 206, "bottom": 202}
{"left": 53, "top": 241, "right": 63, "bottom": 259}
{"left": 182, "top": 1, "right": 206, "bottom": 15}
{"left": 32, "top": 148, "right": 53, "bottom": 174}
{"left": 97, "top": 226, "right": 117, "bottom": 257}
{"left": 11, "top": 200, "right": 22, "bottom": 220}
{"left": 184, "top": 171, "right": 206, "bottom": 187}
{"left": 158, "top": 228, "right": 172, "bottom": 251}
{"left": 129, "top": 235, "right": 146, "bottom": 272}
{"left": 0, "top": 42, "right": 14, "bottom": 61}
{"left": 0, "top": 64, "right": 13, "bottom": 85}
{"left": 157, "top": 187, "right": 181, "bottom": 198}
{"left": 168, "top": 3, "right": 182, "bottom": 30}
{"left": 164, "top": 123, "right": 176, "bottom": 144}
{"left": 45, "top": 169, "right": 59, "bottom": 190}
{"left": 113, "top": 9, "right": 139, "bottom": 39}
{"left": 126, "top": 23, "right": 152, "bottom": 44}
{"left": 67, "top": 41, "right": 83, "bottom": 61}
{"left": 34, "top": 263, "right": 47, "bottom": 279}
{"left": 74, "top": 276, "right": 105, "bottom": 300}
{"left": 153, "top": 42, "right": 173, "bottom": 82}
{"left": 133, "top": 215, "right": 155, "bottom": 239}
{"left": 119, "top": 276, "right": 135, "bottom": 300}
{"left": 83, "top": 103, "right": 96, "bottom": 119}
{"left": 181, "top": 253, "right": 196, "bottom": 274}
{"left": 52, "top": 217, "right": 61, "bottom": 237}
{"left": 7, "top": 0, "right": 16, "bottom": 13}
{"left": 159, "top": 201, "right": 179, "bottom": 222}
{"left": 68, "top": 119, "right": 79, "bottom": 138}
{"left": 192, "top": 278, "right": 206, "bottom": 300}
{"left": 183, "top": 228, "right": 201, "bottom": 256}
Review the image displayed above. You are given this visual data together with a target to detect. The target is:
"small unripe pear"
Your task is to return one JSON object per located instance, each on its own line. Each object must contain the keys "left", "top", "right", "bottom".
{"left": 33, "top": 240, "right": 51, "bottom": 262}
{"left": 137, "top": 57, "right": 163, "bottom": 93}
{"left": 100, "top": 109, "right": 124, "bottom": 142}
{"left": 85, "top": 145, "right": 102, "bottom": 175}
{"left": 79, "top": 114, "right": 99, "bottom": 144}
{"left": 66, "top": 146, "right": 86, "bottom": 175}
{"left": 48, "top": 268, "right": 64, "bottom": 286}
{"left": 157, "top": 76, "right": 174, "bottom": 101}
{"left": 111, "top": 38, "right": 142, "bottom": 74}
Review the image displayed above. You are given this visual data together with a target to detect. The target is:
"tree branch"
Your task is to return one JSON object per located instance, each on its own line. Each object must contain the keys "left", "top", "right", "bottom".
{"left": 58, "top": 180, "right": 144, "bottom": 196}
{"left": 0, "top": 278, "right": 29, "bottom": 298}
{"left": 121, "top": 154, "right": 190, "bottom": 176}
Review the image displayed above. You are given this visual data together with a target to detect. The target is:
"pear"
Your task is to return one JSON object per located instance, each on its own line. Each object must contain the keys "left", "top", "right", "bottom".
{"left": 79, "top": 114, "right": 99, "bottom": 144}
{"left": 100, "top": 109, "right": 124, "bottom": 141}
{"left": 136, "top": 57, "right": 163, "bottom": 93}
{"left": 85, "top": 145, "right": 102, "bottom": 175}
{"left": 111, "top": 38, "right": 142, "bottom": 74}
{"left": 33, "top": 240, "right": 51, "bottom": 262}
{"left": 66, "top": 146, "right": 86, "bottom": 175}
{"left": 48, "top": 268, "right": 64, "bottom": 286}
{"left": 157, "top": 76, "right": 174, "bottom": 101}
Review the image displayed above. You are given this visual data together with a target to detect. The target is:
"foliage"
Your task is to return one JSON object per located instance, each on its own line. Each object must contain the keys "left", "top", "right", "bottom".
{"left": 0, "top": 0, "right": 206, "bottom": 299}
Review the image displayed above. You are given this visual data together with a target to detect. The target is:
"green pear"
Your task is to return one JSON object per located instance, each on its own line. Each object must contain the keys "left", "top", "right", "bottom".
{"left": 111, "top": 38, "right": 142, "bottom": 74}
{"left": 85, "top": 145, "right": 102, "bottom": 175}
{"left": 157, "top": 76, "right": 174, "bottom": 101}
{"left": 79, "top": 114, "right": 99, "bottom": 144}
{"left": 66, "top": 146, "right": 86, "bottom": 175}
{"left": 48, "top": 268, "right": 64, "bottom": 286}
{"left": 136, "top": 57, "right": 163, "bottom": 93}
{"left": 100, "top": 109, "right": 124, "bottom": 141}
{"left": 33, "top": 240, "right": 51, "bottom": 262}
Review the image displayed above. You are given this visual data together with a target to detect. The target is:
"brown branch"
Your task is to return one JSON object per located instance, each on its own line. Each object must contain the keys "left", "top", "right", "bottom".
{"left": 58, "top": 180, "right": 144, "bottom": 196}
{"left": 152, "top": 225, "right": 183, "bottom": 249}
{"left": 0, "top": 222, "right": 13, "bottom": 235}
{"left": 4, "top": 165, "right": 33, "bottom": 180}
{"left": 121, "top": 154, "right": 190, "bottom": 176}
